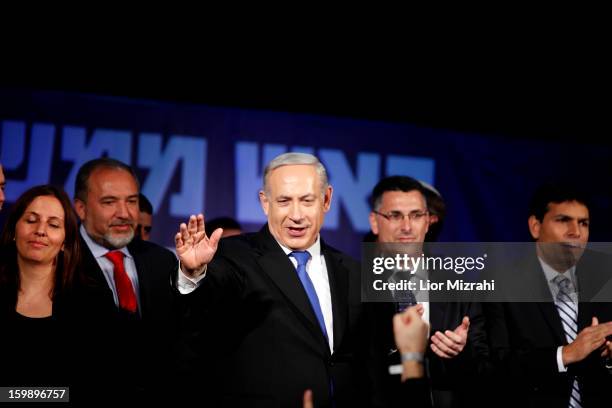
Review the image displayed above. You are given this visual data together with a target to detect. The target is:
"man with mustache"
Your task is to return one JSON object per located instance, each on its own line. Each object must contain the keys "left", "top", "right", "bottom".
{"left": 73, "top": 158, "right": 179, "bottom": 401}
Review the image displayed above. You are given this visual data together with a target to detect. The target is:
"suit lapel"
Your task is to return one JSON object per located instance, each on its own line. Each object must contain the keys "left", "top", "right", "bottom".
{"left": 80, "top": 236, "right": 116, "bottom": 308}
{"left": 255, "top": 227, "right": 329, "bottom": 349}
{"left": 536, "top": 302, "right": 567, "bottom": 344}
{"left": 530, "top": 256, "right": 567, "bottom": 344}
{"left": 128, "top": 241, "right": 148, "bottom": 318}
{"left": 323, "top": 245, "right": 348, "bottom": 352}
{"left": 429, "top": 301, "right": 448, "bottom": 334}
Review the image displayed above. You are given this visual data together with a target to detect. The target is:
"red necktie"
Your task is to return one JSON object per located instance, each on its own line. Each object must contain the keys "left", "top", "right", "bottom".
{"left": 104, "top": 251, "right": 138, "bottom": 313}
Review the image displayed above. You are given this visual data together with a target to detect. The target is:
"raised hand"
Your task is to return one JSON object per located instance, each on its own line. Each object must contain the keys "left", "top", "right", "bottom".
{"left": 562, "top": 317, "right": 612, "bottom": 365}
{"left": 175, "top": 214, "right": 223, "bottom": 277}
{"left": 393, "top": 305, "right": 429, "bottom": 354}
{"left": 430, "top": 316, "right": 470, "bottom": 359}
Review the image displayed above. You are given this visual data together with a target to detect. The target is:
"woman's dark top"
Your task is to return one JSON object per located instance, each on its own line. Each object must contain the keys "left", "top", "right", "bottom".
{"left": 0, "top": 283, "right": 117, "bottom": 402}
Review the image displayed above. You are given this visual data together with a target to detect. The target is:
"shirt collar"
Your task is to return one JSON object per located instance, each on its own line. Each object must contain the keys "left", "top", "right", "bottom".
{"left": 276, "top": 234, "right": 321, "bottom": 258}
{"left": 537, "top": 256, "right": 576, "bottom": 287}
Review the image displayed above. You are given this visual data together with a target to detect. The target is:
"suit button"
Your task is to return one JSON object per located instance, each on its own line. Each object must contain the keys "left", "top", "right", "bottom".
{"left": 328, "top": 359, "right": 334, "bottom": 367}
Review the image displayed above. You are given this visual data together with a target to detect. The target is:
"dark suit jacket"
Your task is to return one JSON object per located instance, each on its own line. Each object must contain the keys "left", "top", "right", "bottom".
{"left": 181, "top": 225, "right": 371, "bottom": 408}
{"left": 484, "top": 250, "right": 612, "bottom": 408}
{"left": 79, "top": 234, "right": 180, "bottom": 401}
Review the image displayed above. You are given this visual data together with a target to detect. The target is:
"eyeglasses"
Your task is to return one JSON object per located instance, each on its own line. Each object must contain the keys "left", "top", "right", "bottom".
{"left": 373, "top": 210, "right": 429, "bottom": 223}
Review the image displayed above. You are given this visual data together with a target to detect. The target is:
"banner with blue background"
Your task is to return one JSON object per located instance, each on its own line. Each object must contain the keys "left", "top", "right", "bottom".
{"left": 1, "top": 89, "right": 610, "bottom": 257}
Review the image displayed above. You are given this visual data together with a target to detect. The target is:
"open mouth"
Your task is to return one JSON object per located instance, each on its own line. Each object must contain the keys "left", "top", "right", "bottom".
{"left": 287, "top": 226, "right": 308, "bottom": 237}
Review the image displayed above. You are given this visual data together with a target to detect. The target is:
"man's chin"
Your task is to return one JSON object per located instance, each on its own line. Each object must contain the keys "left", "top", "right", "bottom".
{"left": 104, "top": 231, "right": 135, "bottom": 249}
{"left": 282, "top": 235, "right": 315, "bottom": 251}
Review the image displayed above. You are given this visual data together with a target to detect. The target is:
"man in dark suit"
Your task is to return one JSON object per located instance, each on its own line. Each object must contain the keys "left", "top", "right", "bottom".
{"left": 366, "top": 176, "right": 488, "bottom": 408}
{"left": 73, "top": 158, "right": 179, "bottom": 400}
{"left": 175, "top": 153, "right": 372, "bottom": 407}
{"left": 484, "top": 183, "right": 612, "bottom": 408}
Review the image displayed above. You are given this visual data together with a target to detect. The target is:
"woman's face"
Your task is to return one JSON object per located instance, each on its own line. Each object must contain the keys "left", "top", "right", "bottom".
{"left": 15, "top": 195, "right": 66, "bottom": 265}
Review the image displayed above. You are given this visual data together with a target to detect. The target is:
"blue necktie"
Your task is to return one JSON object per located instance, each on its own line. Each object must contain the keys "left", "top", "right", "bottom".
{"left": 290, "top": 251, "right": 328, "bottom": 340}
{"left": 389, "top": 270, "right": 417, "bottom": 312}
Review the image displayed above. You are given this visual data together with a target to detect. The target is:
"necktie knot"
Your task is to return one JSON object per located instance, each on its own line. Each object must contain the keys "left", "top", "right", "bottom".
{"left": 553, "top": 275, "right": 575, "bottom": 294}
{"left": 290, "top": 251, "right": 311, "bottom": 268}
{"left": 105, "top": 250, "right": 125, "bottom": 267}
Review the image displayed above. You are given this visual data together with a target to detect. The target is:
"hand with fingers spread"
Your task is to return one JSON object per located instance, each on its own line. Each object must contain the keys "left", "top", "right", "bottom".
{"left": 430, "top": 316, "right": 470, "bottom": 359}
{"left": 175, "top": 214, "right": 223, "bottom": 278}
{"left": 562, "top": 317, "right": 612, "bottom": 365}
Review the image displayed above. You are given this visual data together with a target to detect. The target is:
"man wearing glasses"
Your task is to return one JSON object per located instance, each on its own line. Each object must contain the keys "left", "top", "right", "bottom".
{"left": 367, "top": 176, "right": 487, "bottom": 408}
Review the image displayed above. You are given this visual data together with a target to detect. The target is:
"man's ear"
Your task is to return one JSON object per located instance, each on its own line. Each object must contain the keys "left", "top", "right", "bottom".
{"left": 74, "top": 199, "right": 86, "bottom": 222}
{"left": 323, "top": 186, "right": 333, "bottom": 212}
{"left": 369, "top": 212, "right": 379, "bottom": 235}
{"left": 259, "top": 191, "right": 270, "bottom": 216}
{"left": 528, "top": 215, "right": 541, "bottom": 240}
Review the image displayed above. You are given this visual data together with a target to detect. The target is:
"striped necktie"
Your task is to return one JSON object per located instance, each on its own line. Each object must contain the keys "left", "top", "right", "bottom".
{"left": 553, "top": 275, "right": 581, "bottom": 408}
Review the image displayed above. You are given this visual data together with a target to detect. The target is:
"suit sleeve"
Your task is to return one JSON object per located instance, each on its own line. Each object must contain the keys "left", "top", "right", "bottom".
{"left": 484, "top": 302, "right": 559, "bottom": 382}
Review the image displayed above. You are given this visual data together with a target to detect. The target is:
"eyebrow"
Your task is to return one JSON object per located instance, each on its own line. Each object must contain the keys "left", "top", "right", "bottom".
{"left": 383, "top": 208, "right": 427, "bottom": 213}
{"left": 554, "top": 214, "right": 590, "bottom": 221}
{"left": 25, "top": 211, "right": 64, "bottom": 221}
{"left": 100, "top": 194, "right": 139, "bottom": 200}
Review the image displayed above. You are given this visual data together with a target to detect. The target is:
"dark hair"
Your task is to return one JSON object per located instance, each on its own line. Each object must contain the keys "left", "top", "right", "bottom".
{"left": 205, "top": 217, "right": 242, "bottom": 236}
{"left": 529, "top": 183, "right": 591, "bottom": 222}
{"left": 139, "top": 193, "right": 153, "bottom": 214}
{"left": 421, "top": 184, "right": 446, "bottom": 242}
{"left": 0, "top": 185, "right": 81, "bottom": 304}
{"left": 369, "top": 176, "right": 427, "bottom": 210}
{"left": 74, "top": 158, "right": 139, "bottom": 202}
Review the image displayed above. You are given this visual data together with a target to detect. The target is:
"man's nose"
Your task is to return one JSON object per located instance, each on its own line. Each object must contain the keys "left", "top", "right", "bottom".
{"left": 567, "top": 220, "right": 581, "bottom": 238}
{"left": 289, "top": 202, "right": 304, "bottom": 221}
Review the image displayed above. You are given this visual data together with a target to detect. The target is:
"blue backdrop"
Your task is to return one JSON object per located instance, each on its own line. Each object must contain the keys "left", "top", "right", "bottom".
{"left": 1, "top": 89, "right": 611, "bottom": 257}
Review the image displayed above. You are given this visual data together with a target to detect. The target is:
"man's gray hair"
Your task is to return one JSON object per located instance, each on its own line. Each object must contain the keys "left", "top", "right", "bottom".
{"left": 263, "top": 152, "right": 329, "bottom": 197}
